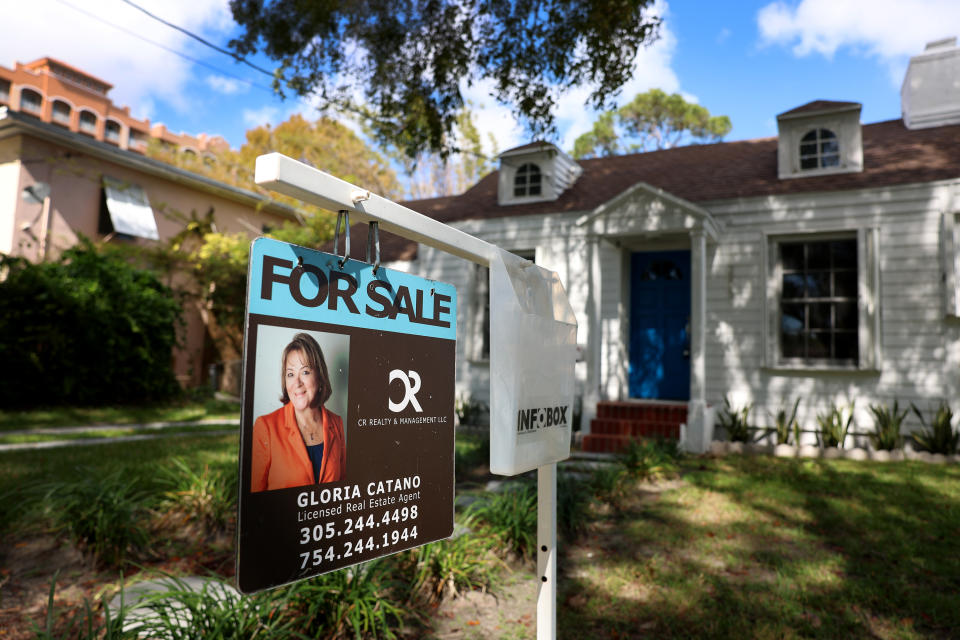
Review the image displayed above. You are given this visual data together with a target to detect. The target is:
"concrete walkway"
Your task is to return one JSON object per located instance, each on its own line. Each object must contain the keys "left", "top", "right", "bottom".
{"left": 0, "top": 418, "right": 239, "bottom": 452}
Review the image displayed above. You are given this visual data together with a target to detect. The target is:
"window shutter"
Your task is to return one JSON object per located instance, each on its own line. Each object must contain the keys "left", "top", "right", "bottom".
{"left": 943, "top": 213, "right": 960, "bottom": 317}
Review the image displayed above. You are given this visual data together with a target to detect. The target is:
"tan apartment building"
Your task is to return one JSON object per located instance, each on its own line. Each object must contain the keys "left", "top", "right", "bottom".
{"left": 0, "top": 59, "right": 304, "bottom": 390}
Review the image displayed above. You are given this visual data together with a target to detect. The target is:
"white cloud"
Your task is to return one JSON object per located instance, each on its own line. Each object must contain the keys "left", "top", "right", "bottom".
{"left": 242, "top": 105, "right": 280, "bottom": 128}
{"left": 757, "top": 0, "right": 960, "bottom": 82}
{"left": 206, "top": 74, "right": 247, "bottom": 95}
{"left": 0, "top": 0, "right": 234, "bottom": 118}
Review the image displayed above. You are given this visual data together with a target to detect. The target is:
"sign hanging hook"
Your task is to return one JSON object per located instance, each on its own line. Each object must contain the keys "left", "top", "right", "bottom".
{"left": 334, "top": 209, "right": 350, "bottom": 268}
{"left": 366, "top": 221, "right": 381, "bottom": 274}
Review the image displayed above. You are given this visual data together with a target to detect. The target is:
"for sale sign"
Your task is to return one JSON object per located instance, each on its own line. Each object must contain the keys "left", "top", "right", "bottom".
{"left": 236, "top": 237, "right": 456, "bottom": 593}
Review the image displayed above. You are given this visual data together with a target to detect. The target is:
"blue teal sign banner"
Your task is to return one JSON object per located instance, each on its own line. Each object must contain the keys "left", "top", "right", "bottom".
{"left": 237, "top": 237, "right": 457, "bottom": 593}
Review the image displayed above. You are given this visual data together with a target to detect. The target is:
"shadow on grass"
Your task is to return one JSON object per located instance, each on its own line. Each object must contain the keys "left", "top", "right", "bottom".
{"left": 558, "top": 457, "right": 960, "bottom": 639}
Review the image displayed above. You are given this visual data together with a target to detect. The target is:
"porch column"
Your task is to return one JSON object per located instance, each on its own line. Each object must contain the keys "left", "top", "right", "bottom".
{"left": 581, "top": 234, "right": 603, "bottom": 433}
{"left": 686, "top": 229, "right": 714, "bottom": 452}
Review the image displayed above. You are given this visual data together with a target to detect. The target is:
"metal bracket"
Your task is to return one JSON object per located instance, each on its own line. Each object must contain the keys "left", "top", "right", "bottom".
{"left": 366, "top": 221, "right": 381, "bottom": 274}
{"left": 334, "top": 209, "right": 350, "bottom": 268}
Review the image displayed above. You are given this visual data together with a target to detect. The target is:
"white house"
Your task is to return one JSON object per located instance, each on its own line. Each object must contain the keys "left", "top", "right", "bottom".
{"left": 351, "top": 38, "right": 960, "bottom": 453}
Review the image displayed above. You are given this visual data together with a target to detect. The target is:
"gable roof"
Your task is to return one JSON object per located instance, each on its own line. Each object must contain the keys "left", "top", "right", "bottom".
{"left": 340, "top": 118, "right": 960, "bottom": 262}
{"left": 777, "top": 100, "right": 861, "bottom": 118}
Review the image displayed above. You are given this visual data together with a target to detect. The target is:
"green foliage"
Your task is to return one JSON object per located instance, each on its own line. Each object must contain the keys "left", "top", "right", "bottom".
{"left": 769, "top": 398, "right": 801, "bottom": 445}
{"left": 572, "top": 88, "right": 732, "bottom": 158}
{"left": 454, "top": 394, "right": 488, "bottom": 426}
{"left": 33, "top": 573, "right": 130, "bottom": 640}
{"left": 717, "top": 397, "right": 754, "bottom": 443}
{"left": 588, "top": 464, "right": 629, "bottom": 503}
{"left": 557, "top": 472, "right": 592, "bottom": 540}
{"left": 228, "top": 0, "right": 661, "bottom": 157}
{"left": 39, "top": 470, "right": 152, "bottom": 567}
{"left": 123, "top": 576, "right": 301, "bottom": 640}
{"left": 816, "top": 402, "right": 855, "bottom": 449}
{"left": 910, "top": 402, "right": 959, "bottom": 455}
{"left": 618, "top": 438, "right": 680, "bottom": 481}
{"left": 454, "top": 433, "right": 490, "bottom": 480}
{"left": 868, "top": 400, "right": 907, "bottom": 451}
{"left": 467, "top": 483, "right": 538, "bottom": 558}
{"left": 156, "top": 458, "right": 237, "bottom": 534}
{"left": 0, "top": 239, "right": 182, "bottom": 408}
{"left": 407, "top": 530, "right": 499, "bottom": 602}
{"left": 286, "top": 561, "right": 409, "bottom": 639}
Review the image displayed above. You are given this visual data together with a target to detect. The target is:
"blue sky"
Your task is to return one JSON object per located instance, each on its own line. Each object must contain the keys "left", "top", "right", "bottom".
{"left": 3, "top": 0, "right": 960, "bottom": 166}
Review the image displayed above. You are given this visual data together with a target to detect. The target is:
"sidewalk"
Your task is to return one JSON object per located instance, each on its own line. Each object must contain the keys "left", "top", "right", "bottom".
{"left": 0, "top": 418, "right": 239, "bottom": 452}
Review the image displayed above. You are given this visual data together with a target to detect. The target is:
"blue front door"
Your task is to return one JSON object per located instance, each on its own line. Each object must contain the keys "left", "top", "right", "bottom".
{"left": 629, "top": 250, "right": 691, "bottom": 400}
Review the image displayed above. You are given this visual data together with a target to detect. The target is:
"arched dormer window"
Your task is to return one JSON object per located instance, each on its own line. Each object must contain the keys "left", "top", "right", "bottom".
{"left": 800, "top": 128, "right": 839, "bottom": 170}
{"left": 19, "top": 88, "right": 42, "bottom": 114}
{"left": 514, "top": 163, "right": 542, "bottom": 197}
{"left": 51, "top": 99, "right": 71, "bottom": 126}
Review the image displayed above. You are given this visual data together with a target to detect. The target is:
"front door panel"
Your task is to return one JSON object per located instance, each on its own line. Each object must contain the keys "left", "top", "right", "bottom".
{"left": 629, "top": 250, "right": 691, "bottom": 400}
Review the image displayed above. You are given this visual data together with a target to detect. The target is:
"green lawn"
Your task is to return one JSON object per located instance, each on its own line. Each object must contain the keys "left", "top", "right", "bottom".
{"left": 558, "top": 455, "right": 960, "bottom": 639}
{"left": 0, "top": 397, "right": 240, "bottom": 432}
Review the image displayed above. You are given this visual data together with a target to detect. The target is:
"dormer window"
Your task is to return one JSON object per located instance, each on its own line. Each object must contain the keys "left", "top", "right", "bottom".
{"left": 800, "top": 128, "right": 839, "bottom": 170}
{"left": 776, "top": 101, "right": 862, "bottom": 179}
{"left": 514, "top": 163, "right": 542, "bottom": 197}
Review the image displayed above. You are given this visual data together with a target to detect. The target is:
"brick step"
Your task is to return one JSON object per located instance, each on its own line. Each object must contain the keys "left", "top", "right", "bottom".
{"left": 596, "top": 401, "right": 688, "bottom": 423}
{"left": 589, "top": 419, "right": 681, "bottom": 439}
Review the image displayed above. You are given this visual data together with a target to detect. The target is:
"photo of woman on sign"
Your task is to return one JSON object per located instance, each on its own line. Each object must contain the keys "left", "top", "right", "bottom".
{"left": 251, "top": 331, "right": 346, "bottom": 492}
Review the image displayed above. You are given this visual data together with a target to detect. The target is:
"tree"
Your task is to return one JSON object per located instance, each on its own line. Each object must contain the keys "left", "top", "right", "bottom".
{"left": 572, "top": 89, "right": 732, "bottom": 159}
{"left": 228, "top": 0, "right": 662, "bottom": 158}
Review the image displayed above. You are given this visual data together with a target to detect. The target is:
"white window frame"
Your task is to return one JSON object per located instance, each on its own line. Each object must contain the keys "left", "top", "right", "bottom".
{"left": 513, "top": 163, "right": 542, "bottom": 198}
{"left": 763, "top": 228, "right": 881, "bottom": 370}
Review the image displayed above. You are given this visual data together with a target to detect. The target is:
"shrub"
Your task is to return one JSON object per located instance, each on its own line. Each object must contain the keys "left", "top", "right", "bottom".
{"left": 0, "top": 239, "right": 182, "bottom": 407}
{"left": 467, "top": 484, "right": 537, "bottom": 558}
{"left": 868, "top": 400, "right": 907, "bottom": 451}
{"left": 588, "top": 464, "right": 629, "bottom": 504}
{"left": 717, "top": 396, "right": 753, "bottom": 442}
{"left": 407, "top": 530, "right": 499, "bottom": 602}
{"left": 557, "top": 472, "right": 592, "bottom": 540}
{"left": 816, "top": 402, "right": 854, "bottom": 449}
{"left": 454, "top": 394, "right": 488, "bottom": 426}
{"left": 618, "top": 438, "right": 679, "bottom": 481}
{"left": 156, "top": 458, "right": 237, "bottom": 534}
{"left": 286, "top": 561, "right": 409, "bottom": 639}
{"left": 40, "top": 470, "right": 152, "bottom": 567}
{"left": 910, "top": 402, "right": 959, "bottom": 455}
{"left": 769, "top": 398, "right": 801, "bottom": 445}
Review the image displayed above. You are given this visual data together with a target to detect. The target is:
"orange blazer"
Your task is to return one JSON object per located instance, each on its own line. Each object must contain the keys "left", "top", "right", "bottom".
{"left": 251, "top": 402, "right": 346, "bottom": 492}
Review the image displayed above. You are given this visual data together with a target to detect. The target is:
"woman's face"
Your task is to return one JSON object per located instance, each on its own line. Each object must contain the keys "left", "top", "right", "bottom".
{"left": 285, "top": 349, "right": 319, "bottom": 411}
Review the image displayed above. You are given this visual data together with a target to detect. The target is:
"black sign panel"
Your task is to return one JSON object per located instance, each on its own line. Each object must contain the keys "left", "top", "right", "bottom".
{"left": 237, "top": 238, "right": 456, "bottom": 593}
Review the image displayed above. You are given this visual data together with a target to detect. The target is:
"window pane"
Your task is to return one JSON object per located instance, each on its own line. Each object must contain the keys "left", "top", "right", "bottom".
{"left": 529, "top": 184, "right": 541, "bottom": 195}
{"left": 800, "top": 143, "right": 817, "bottom": 156}
{"left": 783, "top": 273, "right": 805, "bottom": 298}
{"left": 782, "top": 244, "right": 804, "bottom": 270}
{"left": 809, "top": 303, "right": 831, "bottom": 329}
{"left": 807, "top": 272, "right": 830, "bottom": 298}
{"left": 821, "top": 154, "right": 840, "bottom": 167}
{"left": 782, "top": 304, "right": 805, "bottom": 333}
{"left": 782, "top": 332, "right": 804, "bottom": 358}
{"left": 807, "top": 242, "right": 830, "bottom": 269}
{"left": 821, "top": 139, "right": 839, "bottom": 155}
{"left": 831, "top": 240, "right": 857, "bottom": 268}
{"left": 835, "top": 332, "right": 858, "bottom": 360}
{"left": 801, "top": 130, "right": 817, "bottom": 142}
{"left": 807, "top": 332, "right": 830, "bottom": 358}
{"left": 835, "top": 270, "right": 857, "bottom": 297}
{"left": 819, "top": 129, "right": 836, "bottom": 140}
{"left": 835, "top": 302, "right": 858, "bottom": 329}
{"left": 800, "top": 157, "right": 818, "bottom": 170}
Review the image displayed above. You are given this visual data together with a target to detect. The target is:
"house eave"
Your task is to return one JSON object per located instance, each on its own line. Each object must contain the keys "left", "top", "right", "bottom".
{"left": 0, "top": 106, "right": 302, "bottom": 222}
{"left": 576, "top": 181, "right": 722, "bottom": 239}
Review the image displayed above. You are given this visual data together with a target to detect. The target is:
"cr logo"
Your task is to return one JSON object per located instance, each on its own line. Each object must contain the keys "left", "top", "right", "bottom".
{"left": 388, "top": 369, "right": 423, "bottom": 413}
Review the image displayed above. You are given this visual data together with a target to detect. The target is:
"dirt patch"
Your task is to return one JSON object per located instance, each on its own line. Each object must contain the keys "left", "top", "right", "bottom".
{"left": 426, "top": 572, "right": 538, "bottom": 639}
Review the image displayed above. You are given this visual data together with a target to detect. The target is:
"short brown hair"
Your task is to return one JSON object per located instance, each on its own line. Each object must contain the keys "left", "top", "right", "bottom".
{"left": 279, "top": 332, "right": 332, "bottom": 408}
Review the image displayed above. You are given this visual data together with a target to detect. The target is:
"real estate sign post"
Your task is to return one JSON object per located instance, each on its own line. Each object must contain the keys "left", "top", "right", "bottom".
{"left": 250, "top": 153, "right": 577, "bottom": 640}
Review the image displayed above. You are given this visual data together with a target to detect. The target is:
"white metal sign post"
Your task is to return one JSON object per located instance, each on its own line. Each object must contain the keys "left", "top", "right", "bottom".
{"left": 256, "top": 153, "right": 577, "bottom": 639}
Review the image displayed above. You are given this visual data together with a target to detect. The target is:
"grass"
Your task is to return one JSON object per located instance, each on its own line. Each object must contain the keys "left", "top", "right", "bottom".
{"left": 0, "top": 423, "right": 237, "bottom": 445}
{"left": 0, "top": 396, "right": 240, "bottom": 432}
{"left": 558, "top": 455, "right": 960, "bottom": 639}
